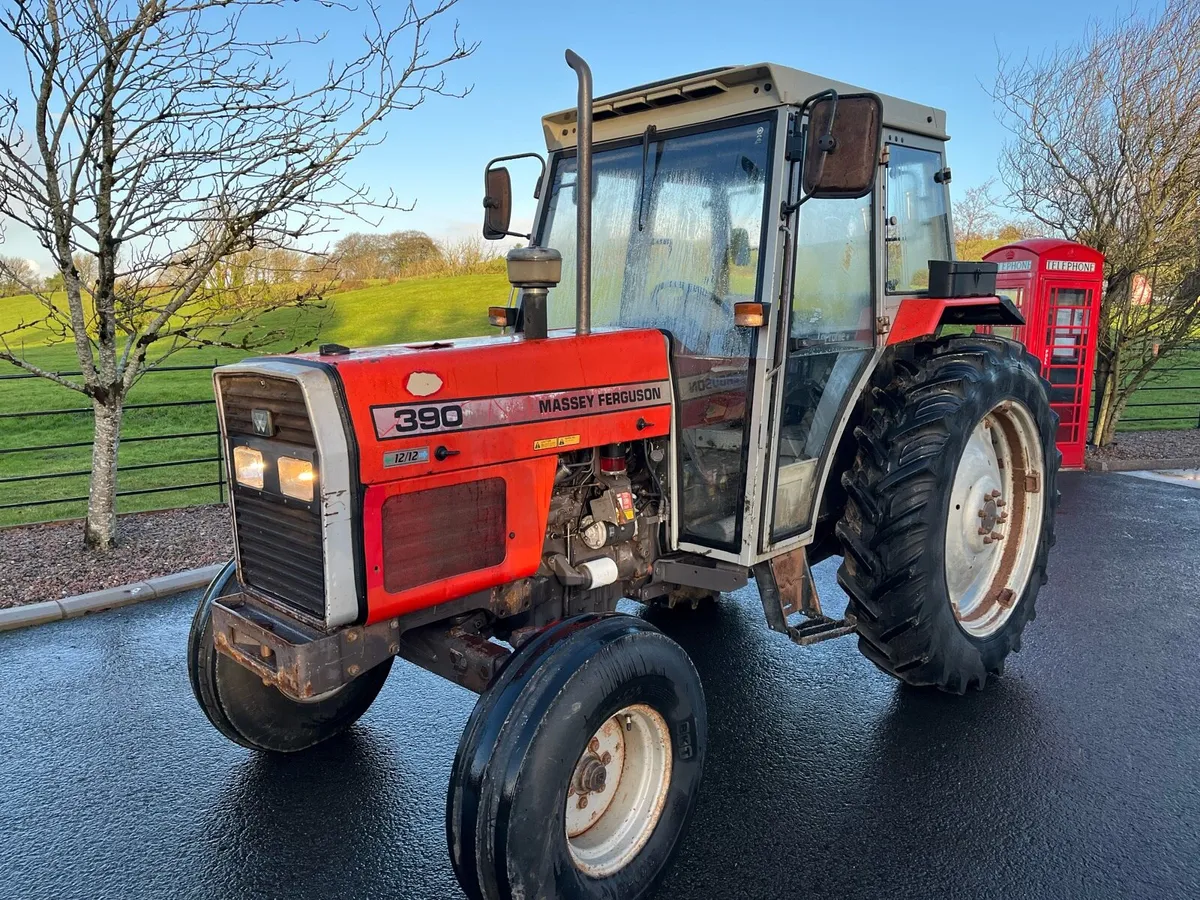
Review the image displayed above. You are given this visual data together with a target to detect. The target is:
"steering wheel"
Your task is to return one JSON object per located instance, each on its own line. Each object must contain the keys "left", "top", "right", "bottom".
{"left": 649, "top": 280, "right": 725, "bottom": 311}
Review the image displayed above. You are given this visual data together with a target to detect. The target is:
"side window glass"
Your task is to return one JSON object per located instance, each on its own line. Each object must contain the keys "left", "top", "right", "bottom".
{"left": 884, "top": 144, "right": 950, "bottom": 293}
{"left": 770, "top": 189, "right": 873, "bottom": 539}
{"left": 791, "top": 192, "right": 874, "bottom": 344}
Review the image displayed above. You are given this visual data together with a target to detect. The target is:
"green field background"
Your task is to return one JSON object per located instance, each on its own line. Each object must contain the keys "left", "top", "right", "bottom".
{"left": 0, "top": 275, "right": 1196, "bottom": 527}
{"left": 0, "top": 275, "right": 509, "bottom": 526}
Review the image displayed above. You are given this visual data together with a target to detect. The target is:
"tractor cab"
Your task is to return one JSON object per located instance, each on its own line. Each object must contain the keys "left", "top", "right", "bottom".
{"left": 484, "top": 62, "right": 954, "bottom": 566}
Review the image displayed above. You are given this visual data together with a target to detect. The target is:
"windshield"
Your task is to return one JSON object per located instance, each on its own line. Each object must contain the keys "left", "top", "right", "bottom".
{"left": 538, "top": 117, "right": 773, "bottom": 358}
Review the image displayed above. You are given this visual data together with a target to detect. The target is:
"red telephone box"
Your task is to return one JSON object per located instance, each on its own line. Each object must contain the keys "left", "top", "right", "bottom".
{"left": 981, "top": 239, "right": 1105, "bottom": 470}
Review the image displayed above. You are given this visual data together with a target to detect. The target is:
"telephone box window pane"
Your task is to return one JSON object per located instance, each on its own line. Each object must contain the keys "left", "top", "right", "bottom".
{"left": 998, "top": 287, "right": 1024, "bottom": 310}
{"left": 1049, "top": 293, "right": 1089, "bottom": 362}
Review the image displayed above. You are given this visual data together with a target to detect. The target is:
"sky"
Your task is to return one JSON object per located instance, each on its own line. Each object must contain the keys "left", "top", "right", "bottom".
{"left": 0, "top": 0, "right": 1143, "bottom": 272}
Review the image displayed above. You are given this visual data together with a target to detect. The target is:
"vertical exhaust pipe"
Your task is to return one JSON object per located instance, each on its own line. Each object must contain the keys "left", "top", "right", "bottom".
{"left": 565, "top": 50, "right": 592, "bottom": 337}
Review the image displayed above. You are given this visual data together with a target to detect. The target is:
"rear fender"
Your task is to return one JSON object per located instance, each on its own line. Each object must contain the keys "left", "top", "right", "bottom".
{"left": 887, "top": 295, "right": 1023, "bottom": 345}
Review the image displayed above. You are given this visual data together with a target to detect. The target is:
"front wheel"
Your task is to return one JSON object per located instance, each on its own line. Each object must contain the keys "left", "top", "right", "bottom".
{"left": 447, "top": 614, "right": 706, "bottom": 900}
{"left": 187, "top": 561, "right": 393, "bottom": 752}
{"left": 836, "top": 335, "right": 1060, "bottom": 693}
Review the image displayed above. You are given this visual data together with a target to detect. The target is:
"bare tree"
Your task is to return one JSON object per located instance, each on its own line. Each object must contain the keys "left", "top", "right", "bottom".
{"left": 992, "top": 0, "right": 1200, "bottom": 445}
{"left": 333, "top": 229, "right": 442, "bottom": 282}
{"left": 0, "top": 0, "right": 475, "bottom": 548}
{"left": 952, "top": 179, "right": 1042, "bottom": 261}
{"left": 954, "top": 179, "right": 1001, "bottom": 244}
{"left": 0, "top": 254, "right": 40, "bottom": 295}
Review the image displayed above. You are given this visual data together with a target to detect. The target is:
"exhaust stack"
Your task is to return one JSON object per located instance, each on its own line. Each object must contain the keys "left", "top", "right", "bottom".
{"left": 565, "top": 50, "right": 592, "bottom": 337}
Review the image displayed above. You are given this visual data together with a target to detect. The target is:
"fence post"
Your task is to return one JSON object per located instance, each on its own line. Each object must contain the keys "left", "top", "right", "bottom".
{"left": 214, "top": 359, "right": 224, "bottom": 504}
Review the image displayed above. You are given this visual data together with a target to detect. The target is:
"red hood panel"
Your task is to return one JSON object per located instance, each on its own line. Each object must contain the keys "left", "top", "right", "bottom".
{"left": 312, "top": 328, "right": 673, "bottom": 483}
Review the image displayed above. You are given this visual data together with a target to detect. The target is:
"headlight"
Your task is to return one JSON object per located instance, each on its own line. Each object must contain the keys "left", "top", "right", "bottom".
{"left": 278, "top": 456, "right": 316, "bottom": 502}
{"left": 233, "top": 446, "right": 265, "bottom": 490}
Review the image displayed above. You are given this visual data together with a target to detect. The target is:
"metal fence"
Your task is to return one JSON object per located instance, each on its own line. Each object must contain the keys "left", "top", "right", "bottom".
{"left": 1114, "top": 343, "right": 1200, "bottom": 430}
{"left": 0, "top": 363, "right": 224, "bottom": 519}
{"left": 0, "top": 341, "right": 1195, "bottom": 527}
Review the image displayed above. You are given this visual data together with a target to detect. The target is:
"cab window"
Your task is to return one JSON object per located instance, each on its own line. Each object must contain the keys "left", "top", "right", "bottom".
{"left": 884, "top": 144, "right": 951, "bottom": 293}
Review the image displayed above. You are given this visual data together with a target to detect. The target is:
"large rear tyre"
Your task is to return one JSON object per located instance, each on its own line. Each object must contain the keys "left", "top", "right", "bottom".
{"left": 836, "top": 335, "right": 1060, "bottom": 693}
{"left": 187, "top": 561, "right": 392, "bottom": 752}
{"left": 447, "top": 614, "right": 706, "bottom": 900}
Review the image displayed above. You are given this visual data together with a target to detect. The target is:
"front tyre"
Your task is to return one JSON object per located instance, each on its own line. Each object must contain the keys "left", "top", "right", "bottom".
{"left": 187, "top": 561, "right": 392, "bottom": 752}
{"left": 836, "top": 335, "right": 1060, "bottom": 693}
{"left": 447, "top": 614, "right": 706, "bottom": 900}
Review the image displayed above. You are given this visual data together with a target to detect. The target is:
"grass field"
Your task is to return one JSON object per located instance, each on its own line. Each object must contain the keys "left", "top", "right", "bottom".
{"left": 1115, "top": 347, "right": 1200, "bottom": 431}
{"left": 0, "top": 276, "right": 1197, "bottom": 527}
{"left": 0, "top": 274, "right": 510, "bottom": 526}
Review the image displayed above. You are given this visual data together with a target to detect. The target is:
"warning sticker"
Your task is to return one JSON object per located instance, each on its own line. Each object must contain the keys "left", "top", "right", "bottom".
{"left": 533, "top": 434, "right": 581, "bottom": 451}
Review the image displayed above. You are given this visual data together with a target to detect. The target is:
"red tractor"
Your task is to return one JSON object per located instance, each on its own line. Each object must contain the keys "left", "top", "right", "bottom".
{"left": 188, "top": 51, "right": 1058, "bottom": 900}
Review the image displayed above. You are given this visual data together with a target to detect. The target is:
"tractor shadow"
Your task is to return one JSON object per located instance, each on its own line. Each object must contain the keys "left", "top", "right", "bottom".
{"left": 639, "top": 593, "right": 1065, "bottom": 899}
{"left": 197, "top": 697, "right": 469, "bottom": 899}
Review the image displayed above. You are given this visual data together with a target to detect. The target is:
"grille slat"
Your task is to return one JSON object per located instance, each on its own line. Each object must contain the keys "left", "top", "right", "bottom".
{"left": 234, "top": 489, "right": 326, "bottom": 618}
{"left": 219, "top": 374, "right": 316, "bottom": 448}
{"left": 219, "top": 372, "right": 326, "bottom": 620}
{"left": 236, "top": 523, "right": 327, "bottom": 563}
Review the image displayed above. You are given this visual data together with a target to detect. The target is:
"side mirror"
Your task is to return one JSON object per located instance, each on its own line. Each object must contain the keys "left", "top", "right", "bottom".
{"left": 483, "top": 166, "right": 512, "bottom": 240}
{"left": 802, "top": 93, "right": 883, "bottom": 199}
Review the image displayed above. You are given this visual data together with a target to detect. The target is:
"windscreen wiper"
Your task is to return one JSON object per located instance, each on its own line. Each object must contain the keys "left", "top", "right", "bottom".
{"left": 638, "top": 124, "right": 658, "bottom": 231}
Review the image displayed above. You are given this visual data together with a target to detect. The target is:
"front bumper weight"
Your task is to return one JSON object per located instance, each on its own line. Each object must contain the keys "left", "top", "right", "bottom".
{"left": 211, "top": 592, "right": 399, "bottom": 702}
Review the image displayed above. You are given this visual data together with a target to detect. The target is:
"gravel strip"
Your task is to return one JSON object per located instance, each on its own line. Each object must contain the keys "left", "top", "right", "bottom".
{"left": 1087, "top": 429, "right": 1200, "bottom": 462}
{"left": 4, "top": 430, "right": 1193, "bottom": 609}
{"left": 0, "top": 505, "right": 232, "bottom": 609}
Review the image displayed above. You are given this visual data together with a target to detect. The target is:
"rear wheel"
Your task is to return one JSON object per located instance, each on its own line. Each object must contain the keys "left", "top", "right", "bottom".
{"left": 187, "top": 561, "right": 392, "bottom": 752}
{"left": 836, "top": 335, "right": 1059, "bottom": 693}
{"left": 447, "top": 614, "right": 706, "bottom": 900}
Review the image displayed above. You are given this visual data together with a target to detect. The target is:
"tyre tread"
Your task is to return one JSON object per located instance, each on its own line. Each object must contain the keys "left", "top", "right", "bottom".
{"left": 836, "top": 334, "right": 1060, "bottom": 691}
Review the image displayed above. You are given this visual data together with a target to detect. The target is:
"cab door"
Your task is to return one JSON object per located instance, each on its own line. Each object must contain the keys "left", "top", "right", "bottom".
{"left": 760, "top": 160, "right": 878, "bottom": 547}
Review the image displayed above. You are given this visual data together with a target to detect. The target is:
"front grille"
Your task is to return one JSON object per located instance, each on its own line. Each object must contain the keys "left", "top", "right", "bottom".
{"left": 218, "top": 373, "right": 326, "bottom": 620}
{"left": 220, "top": 374, "right": 316, "bottom": 447}
{"left": 233, "top": 490, "right": 326, "bottom": 618}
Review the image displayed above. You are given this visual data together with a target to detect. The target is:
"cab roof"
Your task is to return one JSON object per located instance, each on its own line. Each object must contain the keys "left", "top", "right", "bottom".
{"left": 542, "top": 62, "right": 948, "bottom": 151}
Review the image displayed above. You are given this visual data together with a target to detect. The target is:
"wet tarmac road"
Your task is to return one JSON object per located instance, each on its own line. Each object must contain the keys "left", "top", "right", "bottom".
{"left": 2, "top": 472, "right": 1199, "bottom": 900}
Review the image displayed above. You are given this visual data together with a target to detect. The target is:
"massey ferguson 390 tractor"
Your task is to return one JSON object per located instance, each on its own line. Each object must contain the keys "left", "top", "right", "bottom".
{"left": 188, "top": 51, "right": 1059, "bottom": 900}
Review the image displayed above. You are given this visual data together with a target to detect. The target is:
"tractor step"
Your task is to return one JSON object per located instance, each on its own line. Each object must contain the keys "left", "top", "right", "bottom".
{"left": 752, "top": 547, "right": 860, "bottom": 648}
{"left": 787, "top": 614, "right": 858, "bottom": 646}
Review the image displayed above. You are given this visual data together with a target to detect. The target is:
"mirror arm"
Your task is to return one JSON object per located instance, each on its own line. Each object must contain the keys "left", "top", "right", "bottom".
{"left": 482, "top": 152, "right": 546, "bottom": 243}
{"left": 780, "top": 194, "right": 813, "bottom": 218}
{"left": 782, "top": 89, "right": 840, "bottom": 216}
{"left": 484, "top": 152, "right": 547, "bottom": 198}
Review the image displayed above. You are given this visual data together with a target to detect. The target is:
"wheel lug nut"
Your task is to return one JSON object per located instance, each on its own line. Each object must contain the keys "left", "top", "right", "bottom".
{"left": 978, "top": 510, "right": 987, "bottom": 518}
{"left": 983, "top": 536, "right": 993, "bottom": 544}
{"left": 578, "top": 795, "right": 588, "bottom": 810}
{"left": 990, "top": 531, "right": 1004, "bottom": 540}
{"left": 601, "top": 752, "right": 611, "bottom": 765}
{"left": 977, "top": 527, "right": 989, "bottom": 535}
{"left": 990, "top": 489, "right": 1002, "bottom": 498}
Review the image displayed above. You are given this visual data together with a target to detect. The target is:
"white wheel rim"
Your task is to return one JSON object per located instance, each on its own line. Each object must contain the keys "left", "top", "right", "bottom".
{"left": 565, "top": 704, "right": 673, "bottom": 878}
{"left": 944, "top": 401, "right": 1046, "bottom": 638}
